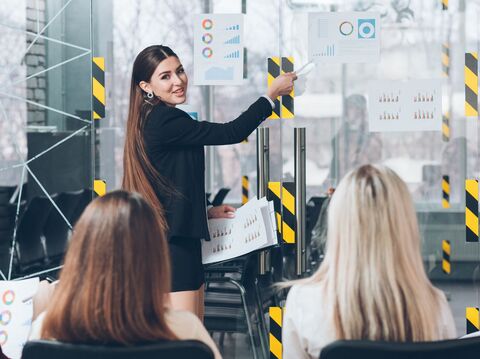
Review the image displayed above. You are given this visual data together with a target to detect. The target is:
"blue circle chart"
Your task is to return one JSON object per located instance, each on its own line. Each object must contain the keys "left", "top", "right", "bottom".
{"left": 358, "top": 20, "right": 375, "bottom": 39}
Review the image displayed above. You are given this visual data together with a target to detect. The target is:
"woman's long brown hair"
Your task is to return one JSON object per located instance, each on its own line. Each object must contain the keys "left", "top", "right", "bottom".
{"left": 122, "top": 45, "right": 178, "bottom": 218}
{"left": 40, "top": 190, "right": 176, "bottom": 344}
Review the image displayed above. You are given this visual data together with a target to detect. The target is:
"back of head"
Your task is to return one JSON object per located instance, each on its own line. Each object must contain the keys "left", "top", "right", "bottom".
{"left": 41, "top": 190, "right": 175, "bottom": 344}
{"left": 315, "top": 164, "right": 443, "bottom": 342}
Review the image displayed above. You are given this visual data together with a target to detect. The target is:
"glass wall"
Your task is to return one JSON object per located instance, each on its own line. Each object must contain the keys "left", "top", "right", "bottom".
{"left": 0, "top": 0, "right": 92, "bottom": 279}
{"left": 105, "top": 0, "right": 479, "bottom": 353}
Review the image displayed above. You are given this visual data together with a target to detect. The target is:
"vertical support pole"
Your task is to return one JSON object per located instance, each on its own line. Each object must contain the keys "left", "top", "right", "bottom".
{"left": 204, "top": 86, "right": 215, "bottom": 194}
{"left": 203, "top": 0, "right": 215, "bottom": 194}
{"left": 294, "top": 128, "right": 306, "bottom": 276}
{"left": 257, "top": 127, "right": 270, "bottom": 274}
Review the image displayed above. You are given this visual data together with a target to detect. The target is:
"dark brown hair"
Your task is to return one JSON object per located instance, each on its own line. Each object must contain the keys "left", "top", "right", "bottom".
{"left": 122, "top": 45, "right": 178, "bottom": 218}
{"left": 41, "top": 190, "right": 176, "bottom": 344}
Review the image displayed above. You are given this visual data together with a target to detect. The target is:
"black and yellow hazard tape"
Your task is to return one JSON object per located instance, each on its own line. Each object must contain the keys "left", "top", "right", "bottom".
{"left": 465, "top": 52, "right": 478, "bottom": 117}
{"left": 282, "top": 182, "right": 295, "bottom": 244}
{"left": 268, "top": 57, "right": 281, "bottom": 120}
{"left": 269, "top": 306, "right": 283, "bottom": 359}
{"left": 267, "top": 57, "right": 295, "bottom": 120}
{"left": 442, "top": 43, "right": 450, "bottom": 77}
{"left": 442, "top": 239, "right": 451, "bottom": 274}
{"left": 93, "top": 179, "right": 106, "bottom": 197}
{"left": 442, "top": 112, "right": 450, "bottom": 142}
{"left": 92, "top": 57, "right": 105, "bottom": 120}
{"left": 466, "top": 179, "right": 479, "bottom": 242}
{"left": 242, "top": 175, "right": 249, "bottom": 205}
{"left": 466, "top": 307, "right": 479, "bottom": 334}
{"left": 442, "top": 175, "right": 450, "bottom": 209}
{"left": 442, "top": 0, "right": 448, "bottom": 10}
{"left": 281, "top": 57, "right": 294, "bottom": 119}
{"left": 268, "top": 182, "right": 282, "bottom": 242}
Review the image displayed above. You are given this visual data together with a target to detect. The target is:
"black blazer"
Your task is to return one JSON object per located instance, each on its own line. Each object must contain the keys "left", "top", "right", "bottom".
{"left": 144, "top": 96, "right": 272, "bottom": 240}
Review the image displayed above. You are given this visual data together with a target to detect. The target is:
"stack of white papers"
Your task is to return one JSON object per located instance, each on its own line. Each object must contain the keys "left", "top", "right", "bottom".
{"left": 202, "top": 197, "right": 277, "bottom": 264}
{"left": 0, "top": 278, "right": 39, "bottom": 359}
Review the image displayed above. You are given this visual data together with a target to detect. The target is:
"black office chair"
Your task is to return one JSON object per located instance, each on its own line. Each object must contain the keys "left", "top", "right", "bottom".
{"left": 211, "top": 188, "right": 231, "bottom": 206}
{"left": 15, "top": 195, "right": 56, "bottom": 274}
{"left": 319, "top": 337, "right": 480, "bottom": 359}
{"left": 69, "top": 188, "right": 92, "bottom": 226}
{"left": 22, "top": 339, "right": 214, "bottom": 359}
{"left": 204, "top": 254, "right": 270, "bottom": 359}
{"left": 0, "top": 185, "right": 16, "bottom": 205}
{"left": 43, "top": 190, "right": 84, "bottom": 264}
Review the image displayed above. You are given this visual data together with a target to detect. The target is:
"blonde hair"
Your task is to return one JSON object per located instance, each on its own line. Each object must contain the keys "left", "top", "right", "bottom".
{"left": 300, "top": 164, "right": 445, "bottom": 341}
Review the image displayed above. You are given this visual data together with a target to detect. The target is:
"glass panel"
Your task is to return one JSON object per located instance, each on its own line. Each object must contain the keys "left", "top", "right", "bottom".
{"left": 280, "top": 0, "right": 479, "bottom": 339}
{"left": 0, "top": 0, "right": 92, "bottom": 279}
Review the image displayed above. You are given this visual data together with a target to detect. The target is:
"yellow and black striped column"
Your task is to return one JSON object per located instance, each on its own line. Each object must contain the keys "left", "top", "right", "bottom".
{"left": 242, "top": 175, "right": 249, "bottom": 205}
{"left": 442, "top": 240, "right": 451, "bottom": 274}
{"left": 442, "top": 175, "right": 450, "bottom": 209}
{"left": 269, "top": 306, "right": 283, "bottom": 359}
{"left": 92, "top": 57, "right": 106, "bottom": 120}
{"left": 466, "top": 307, "right": 479, "bottom": 334}
{"left": 442, "top": 112, "right": 450, "bottom": 142}
{"left": 466, "top": 179, "right": 479, "bottom": 242}
{"left": 282, "top": 182, "right": 295, "bottom": 244}
{"left": 268, "top": 182, "right": 282, "bottom": 242}
{"left": 465, "top": 52, "right": 478, "bottom": 117}
{"left": 442, "top": 0, "right": 448, "bottom": 10}
{"left": 281, "top": 57, "right": 294, "bottom": 119}
{"left": 442, "top": 43, "right": 450, "bottom": 77}
{"left": 268, "top": 57, "right": 281, "bottom": 120}
{"left": 94, "top": 179, "right": 106, "bottom": 197}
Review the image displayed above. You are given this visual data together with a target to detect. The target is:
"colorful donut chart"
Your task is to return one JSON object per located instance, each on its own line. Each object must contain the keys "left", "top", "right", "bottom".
{"left": 339, "top": 21, "right": 354, "bottom": 36}
{"left": 202, "top": 19, "right": 213, "bottom": 30}
{"left": 202, "top": 33, "right": 213, "bottom": 44}
{"left": 202, "top": 47, "right": 213, "bottom": 58}
{"left": 2, "top": 290, "right": 14, "bottom": 305}
{"left": 0, "top": 310, "right": 11, "bottom": 326}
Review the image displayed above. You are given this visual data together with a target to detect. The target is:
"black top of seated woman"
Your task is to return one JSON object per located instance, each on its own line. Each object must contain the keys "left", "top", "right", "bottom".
{"left": 144, "top": 96, "right": 272, "bottom": 241}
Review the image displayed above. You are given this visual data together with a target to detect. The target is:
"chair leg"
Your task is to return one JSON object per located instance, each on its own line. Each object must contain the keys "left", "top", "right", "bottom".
{"left": 228, "top": 279, "right": 258, "bottom": 359}
{"left": 254, "top": 278, "right": 269, "bottom": 359}
{"left": 219, "top": 332, "right": 225, "bottom": 350}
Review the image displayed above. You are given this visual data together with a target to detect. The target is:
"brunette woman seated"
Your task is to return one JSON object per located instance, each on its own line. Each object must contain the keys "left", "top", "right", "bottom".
{"left": 29, "top": 190, "right": 221, "bottom": 359}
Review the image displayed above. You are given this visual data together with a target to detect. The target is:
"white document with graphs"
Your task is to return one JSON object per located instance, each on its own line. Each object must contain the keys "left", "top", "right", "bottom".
{"left": 202, "top": 197, "right": 278, "bottom": 264}
{"left": 0, "top": 278, "right": 39, "bottom": 359}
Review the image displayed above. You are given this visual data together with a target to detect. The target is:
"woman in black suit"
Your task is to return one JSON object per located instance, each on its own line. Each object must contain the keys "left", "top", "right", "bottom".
{"left": 123, "top": 45, "right": 296, "bottom": 319}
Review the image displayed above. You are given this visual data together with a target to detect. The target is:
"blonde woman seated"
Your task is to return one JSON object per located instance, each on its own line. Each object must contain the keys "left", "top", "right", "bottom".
{"left": 283, "top": 164, "right": 456, "bottom": 359}
{"left": 29, "top": 190, "right": 221, "bottom": 359}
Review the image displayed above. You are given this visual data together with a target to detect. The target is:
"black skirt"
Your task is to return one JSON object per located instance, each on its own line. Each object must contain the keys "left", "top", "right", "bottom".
{"left": 168, "top": 236, "right": 205, "bottom": 292}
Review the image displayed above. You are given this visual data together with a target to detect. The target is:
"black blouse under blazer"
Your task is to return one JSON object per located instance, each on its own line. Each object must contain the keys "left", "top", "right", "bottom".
{"left": 143, "top": 96, "right": 273, "bottom": 241}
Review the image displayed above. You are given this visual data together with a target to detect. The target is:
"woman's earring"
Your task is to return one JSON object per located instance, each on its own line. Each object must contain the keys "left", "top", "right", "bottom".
{"left": 147, "top": 92, "right": 154, "bottom": 99}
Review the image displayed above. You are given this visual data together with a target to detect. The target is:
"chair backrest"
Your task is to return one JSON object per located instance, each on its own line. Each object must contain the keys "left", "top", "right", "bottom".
{"left": 43, "top": 190, "right": 84, "bottom": 259}
{"left": 22, "top": 339, "right": 215, "bottom": 359}
{"left": 17, "top": 196, "right": 56, "bottom": 267}
{"left": 211, "top": 188, "right": 230, "bottom": 206}
{"left": 0, "top": 186, "right": 17, "bottom": 205}
{"left": 69, "top": 189, "right": 92, "bottom": 226}
{"left": 320, "top": 338, "right": 480, "bottom": 359}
